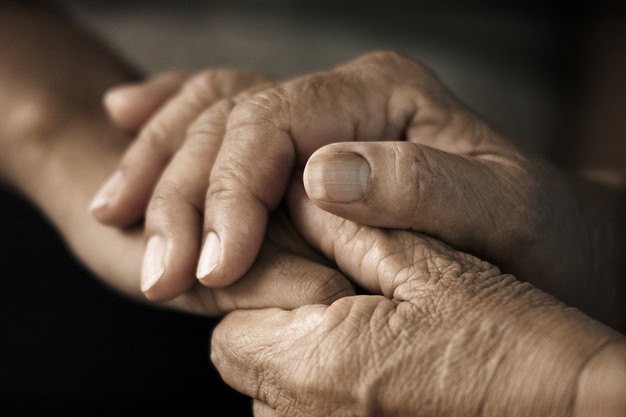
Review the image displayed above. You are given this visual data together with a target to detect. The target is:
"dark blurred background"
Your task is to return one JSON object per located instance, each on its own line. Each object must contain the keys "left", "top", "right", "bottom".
{"left": 1, "top": 0, "right": 623, "bottom": 414}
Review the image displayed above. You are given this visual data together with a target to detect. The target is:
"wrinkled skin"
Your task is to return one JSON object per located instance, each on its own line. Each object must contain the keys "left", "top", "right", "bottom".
{"left": 4, "top": 4, "right": 624, "bottom": 416}
{"left": 210, "top": 181, "right": 622, "bottom": 417}
{"left": 91, "top": 50, "right": 626, "bottom": 415}
{"left": 97, "top": 51, "right": 623, "bottom": 326}
{"left": 0, "top": 3, "right": 353, "bottom": 316}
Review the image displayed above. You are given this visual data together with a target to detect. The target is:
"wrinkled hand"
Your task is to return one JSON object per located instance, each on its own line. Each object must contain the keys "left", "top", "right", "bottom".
{"left": 91, "top": 68, "right": 275, "bottom": 226}
{"left": 97, "top": 70, "right": 354, "bottom": 311}
{"left": 0, "top": 14, "right": 353, "bottom": 315}
{"left": 210, "top": 180, "right": 623, "bottom": 417}
{"left": 95, "top": 51, "right": 603, "bottom": 315}
{"left": 93, "top": 68, "right": 302, "bottom": 300}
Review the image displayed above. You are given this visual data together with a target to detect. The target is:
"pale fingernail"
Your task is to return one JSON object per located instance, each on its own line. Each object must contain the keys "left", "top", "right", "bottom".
{"left": 103, "top": 88, "right": 122, "bottom": 109}
{"left": 141, "top": 235, "right": 167, "bottom": 292}
{"left": 103, "top": 85, "right": 134, "bottom": 108}
{"left": 196, "top": 232, "right": 220, "bottom": 279}
{"left": 305, "top": 152, "right": 370, "bottom": 203}
{"left": 89, "top": 170, "right": 123, "bottom": 212}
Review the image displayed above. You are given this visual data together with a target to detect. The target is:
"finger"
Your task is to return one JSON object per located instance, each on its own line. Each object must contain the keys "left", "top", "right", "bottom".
{"left": 303, "top": 141, "right": 525, "bottom": 259}
{"left": 91, "top": 72, "right": 219, "bottom": 226}
{"left": 178, "top": 239, "right": 353, "bottom": 314}
{"left": 195, "top": 52, "right": 416, "bottom": 287}
{"left": 140, "top": 99, "right": 235, "bottom": 301}
{"left": 91, "top": 70, "right": 272, "bottom": 227}
{"left": 205, "top": 241, "right": 354, "bottom": 312}
{"left": 287, "top": 176, "right": 491, "bottom": 296}
{"left": 103, "top": 71, "right": 188, "bottom": 131}
{"left": 142, "top": 79, "right": 281, "bottom": 297}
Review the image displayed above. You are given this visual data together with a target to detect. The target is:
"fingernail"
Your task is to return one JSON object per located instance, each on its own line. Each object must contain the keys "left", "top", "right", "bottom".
{"left": 89, "top": 170, "right": 123, "bottom": 212}
{"left": 103, "top": 85, "right": 134, "bottom": 108}
{"left": 103, "top": 88, "right": 122, "bottom": 109}
{"left": 196, "top": 232, "right": 220, "bottom": 279}
{"left": 141, "top": 235, "right": 167, "bottom": 292}
{"left": 305, "top": 152, "right": 370, "bottom": 203}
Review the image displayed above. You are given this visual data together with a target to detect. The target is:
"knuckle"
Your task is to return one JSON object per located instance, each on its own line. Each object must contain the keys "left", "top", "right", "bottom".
{"left": 153, "top": 70, "right": 188, "bottom": 86}
{"left": 148, "top": 179, "right": 187, "bottom": 214}
{"left": 137, "top": 116, "right": 172, "bottom": 151}
{"left": 233, "top": 78, "right": 279, "bottom": 103}
{"left": 183, "top": 70, "right": 222, "bottom": 104}
{"left": 352, "top": 50, "right": 447, "bottom": 108}
{"left": 381, "top": 143, "right": 433, "bottom": 226}
{"left": 186, "top": 98, "right": 235, "bottom": 139}
{"left": 213, "top": 68, "right": 273, "bottom": 97}
{"left": 227, "top": 87, "right": 291, "bottom": 131}
{"left": 353, "top": 50, "right": 434, "bottom": 78}
{"left": 208, "top": 162, "right": 250, "bottom": 198}
{"left": 183, "top": 70, "right": 246, "bottom": 110}
{"left": 187, "top": 69, "right": 272, "bottom": 102}
{"left": 405, "top": 145, "right": 433, "bottom": 221}
{"left": 207, "top": 162, "right": 276, "bottom": 212}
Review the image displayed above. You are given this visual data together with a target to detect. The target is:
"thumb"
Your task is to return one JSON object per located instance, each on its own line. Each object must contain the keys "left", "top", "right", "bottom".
{"left": 286, "top": 176, "right": 490, "bottom": 296}
{"left": 303, "top": 141, "right": 527, "bottom": 258}
{"left": 103, "top": 71, "right": 188, "bottom": 131}
{"left": 210, "top": 304, "right": 327, "bottom": 402}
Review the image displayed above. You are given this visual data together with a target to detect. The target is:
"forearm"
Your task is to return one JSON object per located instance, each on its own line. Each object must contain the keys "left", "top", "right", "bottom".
{"left": 0, "top": 1, "right": 144, "bottom": 295}
{"left": 0, "top": 3, "right": 356, "bottom": 314}
{"left": 0, "top": 1, "right": 138, "bottom": 189}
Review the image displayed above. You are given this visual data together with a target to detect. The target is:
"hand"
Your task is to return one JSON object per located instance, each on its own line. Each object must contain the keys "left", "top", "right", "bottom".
{"left": 210, "top": 180, "right": 625, "bottom": 417}
{"left": 0, "top": 3, "right": 353, "bottom": 315}
{"left": 94, "top": 50, "right": 624, "bottom": 323}
{"left": 93, "top": 68, "right": 298, "bottom": 300}
{"left": 91, "top": 68, "right": 275, "bottom": 227}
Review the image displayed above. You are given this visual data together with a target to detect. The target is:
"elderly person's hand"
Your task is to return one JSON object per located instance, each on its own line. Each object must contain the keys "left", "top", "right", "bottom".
{"left": 210, "top": 179, "right": 626, "bottom": 417}
{"left": 94, "top": 51, "right": 624, "bottom": 327}
{"left": 0, "top": 3, "right": 353, "bottom": 316}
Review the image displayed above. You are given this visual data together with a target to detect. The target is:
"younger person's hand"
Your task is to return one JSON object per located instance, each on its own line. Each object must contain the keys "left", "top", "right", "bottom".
{"left": 0, "top": 2, "right": 354, "bottom": 315}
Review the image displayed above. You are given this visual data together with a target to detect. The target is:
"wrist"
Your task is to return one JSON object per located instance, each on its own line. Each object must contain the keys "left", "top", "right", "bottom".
{"left": 480, "top": 288, "right": 623, "bottom": 417}
{"left": 574, "top": 341, "right": 626, "bottom": 417}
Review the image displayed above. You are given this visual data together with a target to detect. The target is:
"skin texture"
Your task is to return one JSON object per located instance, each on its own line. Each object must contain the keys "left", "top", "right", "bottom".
{"left": 102, "top": 61, "right": 626, "bottom": 417}
{"left": 210, "top": 181, "right": 625, "bottom": 417}
{"left": 93, "top": 69, "right": 280, "bottom": 299}
{"left": 0, "top": 2, "right": 353, "bottom": 315}
{"left": 4, "top": 3, "right": 625, "bottom": 416}
{"left": 97, "top": 51, "right": 624, "bottom": 329}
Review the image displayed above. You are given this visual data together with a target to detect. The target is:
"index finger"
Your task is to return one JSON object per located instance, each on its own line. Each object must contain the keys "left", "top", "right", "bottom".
{"left": 196, "top": 51, "right": 428, "bottom": 287}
